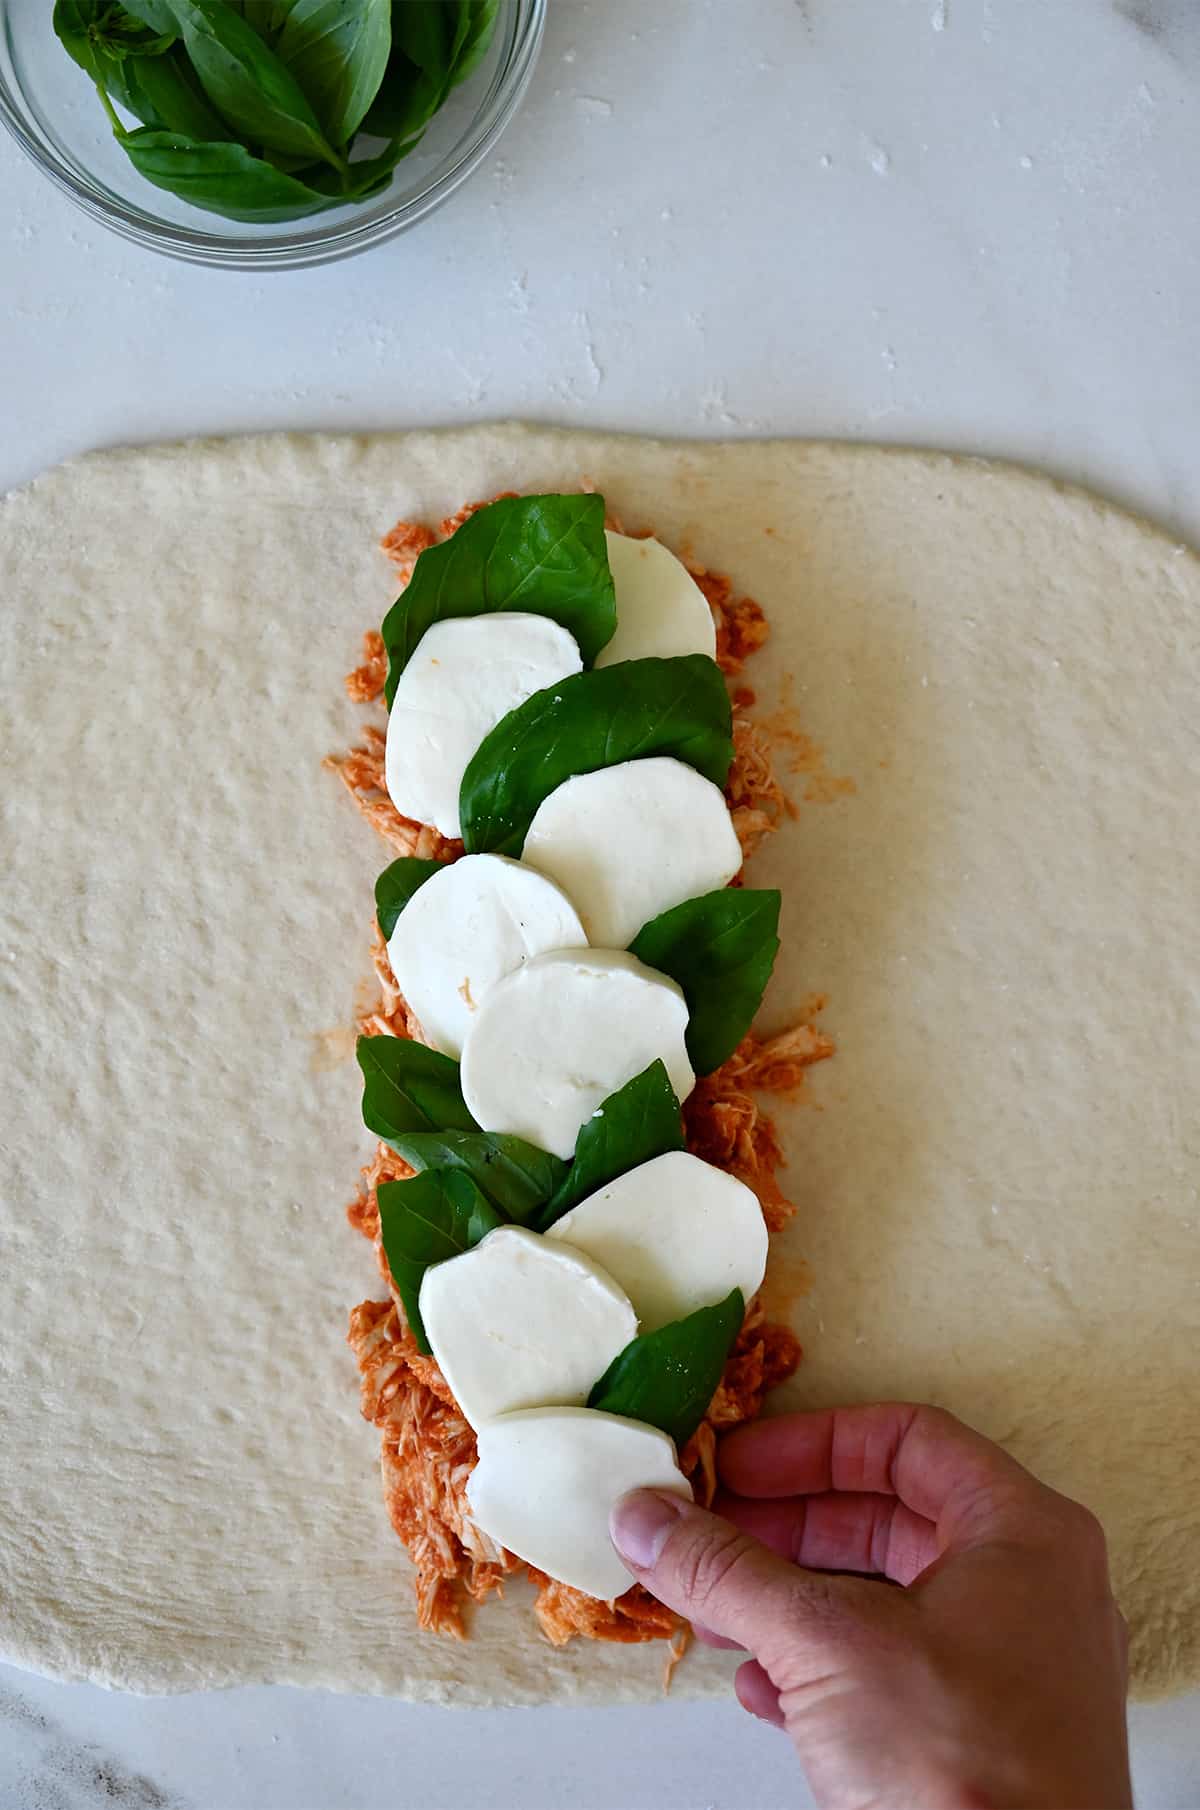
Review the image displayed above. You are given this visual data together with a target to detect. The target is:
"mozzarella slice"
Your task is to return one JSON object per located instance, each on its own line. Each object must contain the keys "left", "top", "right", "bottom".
{"left": 595, "top": 532, "right": 717, "bottom": 668}
{"left": 460, "top": 948, "right": 694, "bottom": 1160}
{"left": 466, "top": 1407, "right": 692, "bottom": 1600}
{"left": 384, "top": 613, "right": 582, "bottom": 839}
{"left": 420, "top": 1227, "right": 637, "bottom": 1431}
{"left": 387, "top": 854, "right": 586, "bottom": 1058}
{"left": 521, "top": 757, "right": 742, "bottom": 949}
{"left": 546, "top": 1150, "right": 768, "bottom": 1333}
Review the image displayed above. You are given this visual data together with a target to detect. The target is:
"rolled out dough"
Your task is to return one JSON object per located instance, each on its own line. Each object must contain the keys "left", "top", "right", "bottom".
{"left": 1, "top": 426, "right": 1197, "bottom": 1704}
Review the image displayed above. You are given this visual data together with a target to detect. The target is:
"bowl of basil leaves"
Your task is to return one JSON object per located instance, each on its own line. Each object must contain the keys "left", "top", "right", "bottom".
{"left": 0, "top": 1, "right": 544, "bottom": 267}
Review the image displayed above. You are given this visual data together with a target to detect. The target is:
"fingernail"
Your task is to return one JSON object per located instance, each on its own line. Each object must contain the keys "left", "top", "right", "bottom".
{"left": 610, "top": 1489, "right": 688, "bottom": 1569}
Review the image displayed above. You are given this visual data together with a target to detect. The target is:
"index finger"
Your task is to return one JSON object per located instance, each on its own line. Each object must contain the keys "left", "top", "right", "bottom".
{"left": 719, "top": 1403, "right": 1037, "bottom": 1539}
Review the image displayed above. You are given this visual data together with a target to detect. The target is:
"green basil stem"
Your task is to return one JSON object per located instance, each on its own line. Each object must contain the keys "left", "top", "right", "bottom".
{"left": 95, "top": 79, "right": 123, "bottom": 133}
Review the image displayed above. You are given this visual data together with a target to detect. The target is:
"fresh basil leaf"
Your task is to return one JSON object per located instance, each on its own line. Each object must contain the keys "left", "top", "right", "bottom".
{"left": 377, "top": 1168, "right": 501, "bottom": 1353}
{"left": 100, "top": 62, "right": 167, "bottom": 125}
{"left": 374, "top": 856, "right": 444, "bottom": 940}
{"left": 447, "top": 0, "right": 498, "bottom": 88}
{"left": 112, "top": 127, "right": 339, "bottom": 220}
{"left": 112, "top": 0, "right": 180, "bottom": 33}
{"left": 55, "top": 2, "right": 138, "bottom": 100}
{"left": 258, "top": 145, "right": 320, "bottom": 171}
{"left": 121, "top": 45, "right": 236, "bottom": 133}
{"left": 445, "top": 0, "right": 473, "bottom": 69}
{"left": 630, "top": 889, "right": 781, "bottom": 1076}
{"left": 344, "top": 131, "right": 415, "bottom": 192}
{"left": 56, "top": 2, "right": 229, "bottom": 137}
{"left": 535, "top": 1061, "right": 684, "bottom": 1230}
{"left": 359, "top": 0, "right": 456, "bottom": 140}
{"left": 587, "top": 1289, "right": 745, "bottom": 1448}
{"left": 360, "top": 68, "right": 436, "bottom": 141}
{"left": 460, "top": 655, "right": 733, "bottom": 859}
{"left": 275, "top": 0, "right": 391, "bottom": 144}
{"left": 297, "top": 130, "right": 416, "bottom": 198}
{"left": 357, "top": 1033, "right": 478, "bottom": 1144}
{"left": 54, "top": 0, "right": 175, "bottom": 96}
{"left": 96, "top": 5, "right": 178, "bottom": 56}
{"left": 223, "top": 1, "right": 293, "bottom": 41}
{"left": 380, "top": 494, "right": 616, "bottom": 707}
{"left": 391, "top": 0, "right": 451, "bottom": 72}
{"left": 160, "top": 0, "right": 344, "bottom": 169}
{"left": 53, "top": 0, "right": 107, "bottom": 63}
{"left": 359, "top": 47, "right": 441, "bottom": 139}
{"left": 387, "top": 1129, "right": 566, "bottom": 1222}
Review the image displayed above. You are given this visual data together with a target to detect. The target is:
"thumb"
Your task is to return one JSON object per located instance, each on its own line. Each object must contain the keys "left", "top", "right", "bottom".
{"left": 610, "top": 1488, "right": 858, "bottom": 1661}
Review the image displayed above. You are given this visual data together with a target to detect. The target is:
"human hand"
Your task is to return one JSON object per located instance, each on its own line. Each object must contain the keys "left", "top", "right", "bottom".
{"left": 611, "top": 1403, "right": 1131, "bottom": 1810}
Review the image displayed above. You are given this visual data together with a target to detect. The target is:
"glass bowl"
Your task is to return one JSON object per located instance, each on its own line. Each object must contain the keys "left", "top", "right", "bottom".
{"left": 0, "top": 0, "right": 545, "bottom": 269}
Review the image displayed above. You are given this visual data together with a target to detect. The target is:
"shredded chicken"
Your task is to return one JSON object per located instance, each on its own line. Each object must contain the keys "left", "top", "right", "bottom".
{"left": 729, "top": 710, "right": 796, "bottom": 861}
{"left": 347, "top": 1281, "right": 806, "bottom": 1647}
{"left": 337, "top": 497, "right": 837, "bottom": 1656}
{"left": 685, "top": 1026, "right": 836, "bottom": 1234}
{"left": 380, "top": 520, "right": 436, "bottom": 575}
{"left": 357, "top": 922, "right": 427, "bottom": 1043}
{"left": 324, "top": 722, "right": 461, "bottom": 861}
{"left": 695, "top": 568, "right": 770, "bottom": 677}
{"left": 351, "top": 1300, "right": 516, "bottom": 1637}
{"left": 344, "top": 627, "right": 389, "bottom": 702}
{"left": 530, "top": 1574, "right": 681, "bottom": 1648}
{"left": 347, "top": 1136, "right": 410, "bottom": 1249}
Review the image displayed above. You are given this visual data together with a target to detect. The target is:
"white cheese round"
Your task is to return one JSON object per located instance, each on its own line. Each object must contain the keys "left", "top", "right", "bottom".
{"left": 420, "top": 1227, "right": 637, "bottom": 1431}
{"left": 384, "top": 613, "right": 582, "bottom": 840}
{"left": 595, "top": 532, "right": 717, "bottom": 668}
{"left": 521, "top": 756, "right": 743, "bottom": 949}
{"left": 460, "top": 947, "right": 695, "bottom": 1160}
{"left": 546, "top": 1150, "right": 768, "bottom": 1333}
{"left": 387, "top": 854, "right": 586, "bottom": 1058}
{"left": 466, "top": 1407, "right": 692, "bottom": 1601}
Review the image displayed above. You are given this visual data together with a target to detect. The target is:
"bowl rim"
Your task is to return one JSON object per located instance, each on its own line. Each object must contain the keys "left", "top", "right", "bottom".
{"left": 0, "top": 0, "right": 545, "bottom": 269}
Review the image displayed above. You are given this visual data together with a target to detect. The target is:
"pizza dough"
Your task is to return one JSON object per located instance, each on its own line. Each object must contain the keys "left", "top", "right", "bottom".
{"left": 0, "top": 426, "right": 1197, "bottom": 1705}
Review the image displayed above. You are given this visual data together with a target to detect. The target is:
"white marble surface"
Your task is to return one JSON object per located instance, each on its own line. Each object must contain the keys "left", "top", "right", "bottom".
{"left": 0, "top": 1669, "right": 1197, "bottom": 1810}
{"left": 2, "top": 0, "right": 1198, "bottom": 1805}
